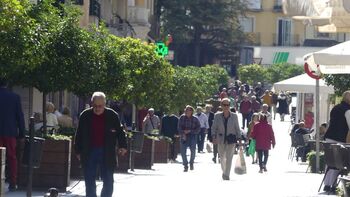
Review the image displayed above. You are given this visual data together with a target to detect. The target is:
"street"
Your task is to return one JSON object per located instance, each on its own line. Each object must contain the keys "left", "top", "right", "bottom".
{"left": 6, "top": 114, "right": 337, "bottom": 197}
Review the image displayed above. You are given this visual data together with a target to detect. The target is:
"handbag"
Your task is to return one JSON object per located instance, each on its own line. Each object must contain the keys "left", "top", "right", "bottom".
{"left": 248, "top": 139, "right": 256, "bottom": 156}
{"left": 226, "top": 134, "right": 237, "bottom": 144}
{"left": 234, "top": 148, "right": 247, "bottom": 175}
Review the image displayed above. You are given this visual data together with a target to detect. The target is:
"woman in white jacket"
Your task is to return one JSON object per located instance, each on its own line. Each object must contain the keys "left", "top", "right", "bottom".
{"left": 211, "top": 98, "right": 241, "bottom": 180}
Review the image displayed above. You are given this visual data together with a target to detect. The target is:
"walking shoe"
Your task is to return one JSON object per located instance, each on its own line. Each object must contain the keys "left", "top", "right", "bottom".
{"left": 263, "top": 166, "right": 267, "bottom": 172}
{"left": 259, "top": 169, "right": 263, "bottom": 173}
{"left": 212, "top": 158, "right": 217, "bottom": 163}
{"left": 222, "top": 174, "right": 230, "bottom": 180}
{"left": 184, "top": 166, "right": 188, "bottom": 172}
{"left": 190, "top": 164, "right": 194, "bottom": 170}
{"left": 8, "top": 184, "right": 17, "bottom": 192}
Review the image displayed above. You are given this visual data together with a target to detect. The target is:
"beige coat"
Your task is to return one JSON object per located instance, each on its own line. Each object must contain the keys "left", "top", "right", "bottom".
{"left": 211, "top": 112, "right": 241, "bottom": 144}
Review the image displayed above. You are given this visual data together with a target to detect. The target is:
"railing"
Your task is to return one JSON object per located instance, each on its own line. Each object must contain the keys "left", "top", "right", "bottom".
{"left": 244, "top": 32, "right": 261, "bottom": 46}
{"left": 107, "top": 22, "right": 136, "bottom": 38}
{"left": 273, "top": 0, "right": 282, "bottom": 12}
{"left": 273, "top": 33, "right": 301, "bottom": 46}
{"left": 127, "top": 6, "right": 150, "bottom": 24}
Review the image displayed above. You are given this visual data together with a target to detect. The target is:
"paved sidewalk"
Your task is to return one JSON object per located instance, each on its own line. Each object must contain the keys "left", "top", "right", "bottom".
{"left": 5, "top": 114, "right": 338, "bottom": 197}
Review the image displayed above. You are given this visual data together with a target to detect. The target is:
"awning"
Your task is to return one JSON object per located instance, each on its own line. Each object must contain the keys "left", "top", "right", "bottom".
{"left": 273, "top": 52, "right": 289, "bottom": 64}
{"left": 283, "top": 0, "right": 350, "bottom": 32}
{"left": 304, "top": 40, "right": 350, "bottom": 74}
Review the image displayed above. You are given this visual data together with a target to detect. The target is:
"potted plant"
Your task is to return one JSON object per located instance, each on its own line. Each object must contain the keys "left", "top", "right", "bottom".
{"left": 307, "top": 151, "right": 325, "bottom": 173}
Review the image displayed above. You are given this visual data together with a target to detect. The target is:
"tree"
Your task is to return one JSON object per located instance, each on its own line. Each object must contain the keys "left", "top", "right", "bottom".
{"left": 168, "top": 65, "right": 229, "bottom": 113}
{"left": 266, "top": 63, "right": 304, "bottom": 84}
{"left": 0, "top": 0, "right": 41, "bottom": 82}
{"left": 324, "top": 74, "right": 350, "bottom": 96}
{"left": 158, "top": 0, "right": 247, "bottom": 66}
{"left": 237, "top": 64, "right": 267, "bottom": 85}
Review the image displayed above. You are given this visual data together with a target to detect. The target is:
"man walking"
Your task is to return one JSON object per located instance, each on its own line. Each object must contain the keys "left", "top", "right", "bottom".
{"left": 74, "top": 92, "right": 127, "bottom": 197}
{"left": 178, "top": 105, "right": 200, "bottom": 172}
{"left": 194, "top": 107, "right": 209, "bottom": 153}
{"left": 0, "top": 77, "right": 25, "bottom": 191}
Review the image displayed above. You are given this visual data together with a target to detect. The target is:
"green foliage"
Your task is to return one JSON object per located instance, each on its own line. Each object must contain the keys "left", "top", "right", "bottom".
{"left": 168, "top": 65, "right": 228, "bottom": 113}
{"left": 266, "top": 63, "right": 304, "bottom": 84}
{"left": 324, "top": 74, "right": 350, "bottom": 96}
{"left": 237, "top": 64, "right": 267, "bottom": 85}
{"left": 237, "top": 63, "right": 304, "bottom": 85}
{"left": 307, "top": 151, "right": 325, "bottom": 173}
{"left": 159, "top": 0, "right": 247, "bottom": 65}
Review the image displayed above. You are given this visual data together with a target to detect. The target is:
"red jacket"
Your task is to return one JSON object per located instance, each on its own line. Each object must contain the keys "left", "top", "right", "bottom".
{"left": 251, "top": 119, "right": 275, "bottom": 150}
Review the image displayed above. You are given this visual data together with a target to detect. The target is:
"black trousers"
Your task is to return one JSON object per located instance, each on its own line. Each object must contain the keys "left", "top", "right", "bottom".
{"left": 256, "top": 149, "right": 269, "bottom": 169}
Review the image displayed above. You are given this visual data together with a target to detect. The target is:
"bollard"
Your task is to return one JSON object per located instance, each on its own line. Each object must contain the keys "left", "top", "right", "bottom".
{"left": 129, "top": 122, "right": 136, "bottom": 172}
{"left": 26, "top": 117, "right": 35, "bottom": 197}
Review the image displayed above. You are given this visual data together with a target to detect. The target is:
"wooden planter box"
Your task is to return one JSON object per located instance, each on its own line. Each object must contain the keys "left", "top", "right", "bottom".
{"left": 18, "top": 139, "right": 71, "bottom": 191}
{"left": 154, "top": 139, "right": 169, "bottom": 163}
{"left": 134, "top": 137, "right": 153, "bottom": 169}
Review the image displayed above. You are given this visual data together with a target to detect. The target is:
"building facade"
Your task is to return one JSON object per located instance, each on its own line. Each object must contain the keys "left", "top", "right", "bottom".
{"left": 239, "top": 0, "right": 350, "bottom": 65}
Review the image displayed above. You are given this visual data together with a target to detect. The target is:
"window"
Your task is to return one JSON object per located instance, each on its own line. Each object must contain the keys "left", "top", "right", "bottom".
{"left": 239, "top": 16, "right": 254, "bottom": 33}
{"left": 243, "top": 0, "right": 262, "bottom": 10}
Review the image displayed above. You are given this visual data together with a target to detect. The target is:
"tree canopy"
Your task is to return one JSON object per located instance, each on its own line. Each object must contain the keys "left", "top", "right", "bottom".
{"left": 158, "top": 0, "right": 247, "bottom": 66}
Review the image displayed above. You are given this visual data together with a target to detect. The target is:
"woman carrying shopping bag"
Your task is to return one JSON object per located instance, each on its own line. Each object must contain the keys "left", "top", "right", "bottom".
{"left": 211, "top": 98, "right": 241, "bottom": 180}
{"left": 251, "top": 115, "right": 275, "bottom": 173}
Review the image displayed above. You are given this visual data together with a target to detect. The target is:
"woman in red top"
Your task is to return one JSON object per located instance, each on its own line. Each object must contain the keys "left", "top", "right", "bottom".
{"left": 251, "top": 115, "right": 276, "bottom": 173}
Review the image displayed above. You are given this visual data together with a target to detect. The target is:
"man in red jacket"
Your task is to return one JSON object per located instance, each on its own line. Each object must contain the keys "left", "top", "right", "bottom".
{"left": 251, "top": 115, "right": 275, "bottom": 173}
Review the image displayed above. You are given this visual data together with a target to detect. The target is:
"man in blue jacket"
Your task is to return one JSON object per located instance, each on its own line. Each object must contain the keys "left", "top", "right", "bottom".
{"left": 0, "top": 77, "right": 25, "bottom": 191}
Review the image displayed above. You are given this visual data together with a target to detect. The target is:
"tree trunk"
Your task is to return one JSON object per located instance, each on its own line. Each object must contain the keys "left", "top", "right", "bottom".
{"left": 194, "top": 27, "right": 201, "bottom": 66}
{"left": 42, "top": 93, "right": 47, "bottom": 135}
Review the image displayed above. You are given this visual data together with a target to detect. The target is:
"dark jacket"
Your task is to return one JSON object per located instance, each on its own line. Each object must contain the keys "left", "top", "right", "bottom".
{"left": 74, "top": 107, "right": 127, "bottom": 169}
{"left": 161, "top": 114, "right": 179, "bottom": 138}
{"left": 325, "top": 101, "right": 350, "bottom": 143}
{"left": 0, "top": 87, "right": 25, "bottom": 138}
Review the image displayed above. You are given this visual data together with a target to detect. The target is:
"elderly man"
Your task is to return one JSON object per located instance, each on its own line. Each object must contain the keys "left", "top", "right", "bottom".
{"left": 178, "top": 105, "right": 200, "bottom": 172}
{"left": 322, "top": 90, "right": 350, "bottom": 193}
{"left": 142, "top": 108, "right": 160, "bottom": 134}
{"left": 74, "top": 92, "right": 127, "bottom": 197}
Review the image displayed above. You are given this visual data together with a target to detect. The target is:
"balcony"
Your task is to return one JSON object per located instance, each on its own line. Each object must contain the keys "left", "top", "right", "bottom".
{"left": 245, "top": 0, "right": 262, "bottom": 11}
{"left": 273, "top": 0, "right": 282, "bottom": 12}
{"left": 273, "top": 34, "right": 301, "bottom": 46}
{"left": 244, "top": 32, "right": 261, "bottom": 46}
{"left": 127, "top": 6, "right": 150, "bottom": 25}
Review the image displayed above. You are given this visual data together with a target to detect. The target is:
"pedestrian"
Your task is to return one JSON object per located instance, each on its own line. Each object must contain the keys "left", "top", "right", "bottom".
{"left": 142, "top": 108, "right": 160, "bottom": 134}
{"left": 261, "top": 90, "right": 272, "bottom": 112}
{"left": 271, "top": 91, "right": 278, "bottom": 120}
{"left": 247, "top": 113, "right": 260, "bottom": 164}
{"left": 205, "top": 104, "right": 216, "bottom": 163}
{"left": 0, "top": 77, "right": 25, "bottom": 191}
{"left": 160, "top": 112, "right": 179, "bottom": 162}
{"left": 177, "top": 105, "right": 200, "bottom": 172}
{"left": 322, "top": 90, "right": 350, "bottom": 193}
{"left": 277, "top": 92, "right": 289, "bottom": 121}
{"left": 259, "top": 104, "right": 272, "bottom": 125}
{"left": 74, "top": 92, "right": 127, "bottom": 197}
{"left": 239, "top": 95, "right": 252, "bottom": 129}
{"left": 251, "top": 115, "right": 275, "bottom": 173}
{"left": 211, "top": 98, "right": 241, "bottom": 180}
{"left": 194, "top": 107, "right": 209, "bottom": 153}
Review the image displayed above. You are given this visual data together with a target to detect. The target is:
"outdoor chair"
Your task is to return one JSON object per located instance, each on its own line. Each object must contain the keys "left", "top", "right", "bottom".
{"left": 288, "top": 133, "right": 298, "bottom": 160}
{"left": 318, "top": 142, "right": 348, "bottom": 193}
{"left": 294, "top": 133, "right": 308, "bottom": 162}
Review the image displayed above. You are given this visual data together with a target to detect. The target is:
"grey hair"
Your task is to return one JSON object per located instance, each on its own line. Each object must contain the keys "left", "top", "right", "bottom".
{"left": 91, "top": 92, "right": 106, "bottom": 103}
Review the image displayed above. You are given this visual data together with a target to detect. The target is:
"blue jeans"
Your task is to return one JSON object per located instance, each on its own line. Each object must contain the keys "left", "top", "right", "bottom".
{"left": 84, "top": 148, "right": 114, "bottom": 197}
{"left": 180, "top": 134, "right": 197, "bottom": 166}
